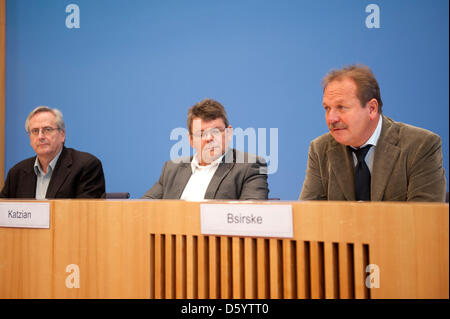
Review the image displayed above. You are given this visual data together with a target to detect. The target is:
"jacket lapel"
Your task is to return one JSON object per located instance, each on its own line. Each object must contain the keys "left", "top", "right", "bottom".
{"left": 204, "top": 150, "right": 235, "bottom": 199}
{"left": 371, "top": 116, "right": 400, "bottom": 201}
{"left": 327, "top": 142, "right": 355, "bottom": 201}
{"left": 171, "top": 163, "right": 193, "bottom": 199}
{"left": 46, "top": 147, "right": 71, "bottom": 198}
{"left": 21, "top": 160, "right": 38, "bottom": 198}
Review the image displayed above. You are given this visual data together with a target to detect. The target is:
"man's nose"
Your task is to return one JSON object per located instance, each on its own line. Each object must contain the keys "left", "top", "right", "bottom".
{"left": 327, "top": 109, "right": 340, "bottom": 123}
{"left": 204, "top": 133, "right": 214, "bottom": 143}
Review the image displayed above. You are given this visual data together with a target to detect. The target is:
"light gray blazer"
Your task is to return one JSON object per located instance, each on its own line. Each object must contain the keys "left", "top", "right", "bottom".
{"left": 299, "top": 115, "right": 446, "bottom": 202}
{"left": 142, "top": 149, "right": 269, "bottom": 200}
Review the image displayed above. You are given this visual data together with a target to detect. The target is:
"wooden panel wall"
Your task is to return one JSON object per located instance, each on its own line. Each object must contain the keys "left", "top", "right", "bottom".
{"left": 0, "top": 200, "right": 448, "bottom": 299}
{"left": 149, "top": 235, "right": 370, "bottom": 299}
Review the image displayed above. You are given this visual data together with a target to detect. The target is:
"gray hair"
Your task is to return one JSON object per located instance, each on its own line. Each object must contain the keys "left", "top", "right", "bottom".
{"left": 25, "top": 106, "right": 65, "bottom": 133}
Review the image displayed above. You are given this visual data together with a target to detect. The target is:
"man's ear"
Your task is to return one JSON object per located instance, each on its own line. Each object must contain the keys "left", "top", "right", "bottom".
{"left": 367, "top": 98, "right": 379, "bottom": 120}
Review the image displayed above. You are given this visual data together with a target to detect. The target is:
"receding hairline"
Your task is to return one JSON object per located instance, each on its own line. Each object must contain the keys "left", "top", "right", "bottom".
{"left": 323, "top": 76, "right": 359, "bottom": 90}
{"left": 321, "top": 64, "right": 383, "bottom": 112}
{"left": 323, "top": 67, "right": 367, "bottom": 87}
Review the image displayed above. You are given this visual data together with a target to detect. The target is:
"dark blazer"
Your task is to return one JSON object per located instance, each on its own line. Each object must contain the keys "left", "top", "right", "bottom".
{"left": 299, "top": 115, "right": 446, "bottom": 202}
{"left": 0, "top": 147, "right": 106, "bottom": 199}
{"left": 142, "top": 149, "right": 269, "bottom": 200}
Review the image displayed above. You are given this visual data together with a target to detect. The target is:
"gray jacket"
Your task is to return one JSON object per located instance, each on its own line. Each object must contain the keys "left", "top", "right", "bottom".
{"left": 142, "top": 149, "right": 269, "bottom": 200}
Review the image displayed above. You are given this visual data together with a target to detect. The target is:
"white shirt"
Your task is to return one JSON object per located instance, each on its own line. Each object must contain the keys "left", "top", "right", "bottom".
{"left": 349, "top": 115, "right": 383, "bottom": 173}
{"left": 180, "top": 153, "right": 224, "bottom": 201}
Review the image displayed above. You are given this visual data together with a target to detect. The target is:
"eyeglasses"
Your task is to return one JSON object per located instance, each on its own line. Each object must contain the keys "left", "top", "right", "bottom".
{"left": 28, "top": 127, "right": 60, "bottom": 136}
{"left": 192, "top": 127, "right": 227, "bottom": 139}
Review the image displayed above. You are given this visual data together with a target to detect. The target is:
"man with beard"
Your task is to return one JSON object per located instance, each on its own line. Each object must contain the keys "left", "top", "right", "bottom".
{"left": 142, "top": 98, "right": 269, "bottom": 200}
{"left": 299, "top": 64, "right": 446, "bottom": 202}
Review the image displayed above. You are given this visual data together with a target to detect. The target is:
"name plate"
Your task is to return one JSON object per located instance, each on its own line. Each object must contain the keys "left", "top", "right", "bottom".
{"left": 200, "top": 204, "right": 293, "bottom": 238}
{"left": 0, "top": 202, "right": 50, "bottom": 229}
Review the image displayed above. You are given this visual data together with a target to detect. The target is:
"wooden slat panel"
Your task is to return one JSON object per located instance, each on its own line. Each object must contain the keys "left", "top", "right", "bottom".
{"left": 175, "top": 235, "right": 186, "bottom": 299}
{"left": 164, "top": 235, "right": 175, "bottom": 299}
{"left": 363, "top": 244, "right": 371, "bottom": 299}
{"left": 353, "top": 243, "right": 369, "bottom": 299}
{"left": 310, "top": 242, "right": 324, "bottom": 299}
{"left": 231, "top": 237, "right": 244, "bottom": 299}
{"left": 338, "top": 243, "right": 354, "bottom": 299}
{"left": 269, "top": 239, "right": 282, "bottom": 299}
{"left": 244, "top": 238, "right": 256, "bottom": 299}
{"left": 149, "top": 234, "right": 155, "bottom": 299}
{"left": 197, "top": 236, "right": 209, "bottom": 298}
{"left": 220, "top": 237, "right": 232, "bottom": 299}
{"left": 154, "top": 234, "right": 165, "bottom": 299}
{"left": 296, "top": 241, "right": 310, "bottom": 299}
{"left": 256, "top": 238, "right": 269, "bottom": 299}
{"left": 186, "top": 236, "right": 197, "bottom": 298}
{"left": 282, "top": 239, "right": 296, "bottom": 299}
{"left": 324, "top": 242, "right": 339, "bottom": 299}
{"left": 208, "top": 236, "right": 220, "bottom": 299}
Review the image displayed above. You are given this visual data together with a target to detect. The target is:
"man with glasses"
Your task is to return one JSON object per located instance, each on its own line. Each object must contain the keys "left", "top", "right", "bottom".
{"left": 142, "top": 98, "right": 269, "bottom": 200}
{"left": 0, "top": 106, "right": 106, "bottom": 198}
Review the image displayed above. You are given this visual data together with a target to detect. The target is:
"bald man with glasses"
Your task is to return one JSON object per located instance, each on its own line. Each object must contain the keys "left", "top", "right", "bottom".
{"left": 0, "top": 106, "right": 106, "bottom": 199}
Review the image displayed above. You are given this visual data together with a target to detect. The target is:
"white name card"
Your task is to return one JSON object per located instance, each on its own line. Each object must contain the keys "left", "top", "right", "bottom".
{"left": 200, "top": 204, "right": 293, "bottom": 238}
{"left": 0, "top": 202, "right": 50, "bottom": 229}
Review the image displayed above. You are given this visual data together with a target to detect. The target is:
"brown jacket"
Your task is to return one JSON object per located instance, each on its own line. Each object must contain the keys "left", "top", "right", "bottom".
{"left": 299, "top": 115, "right": 446, "bottom": 202}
